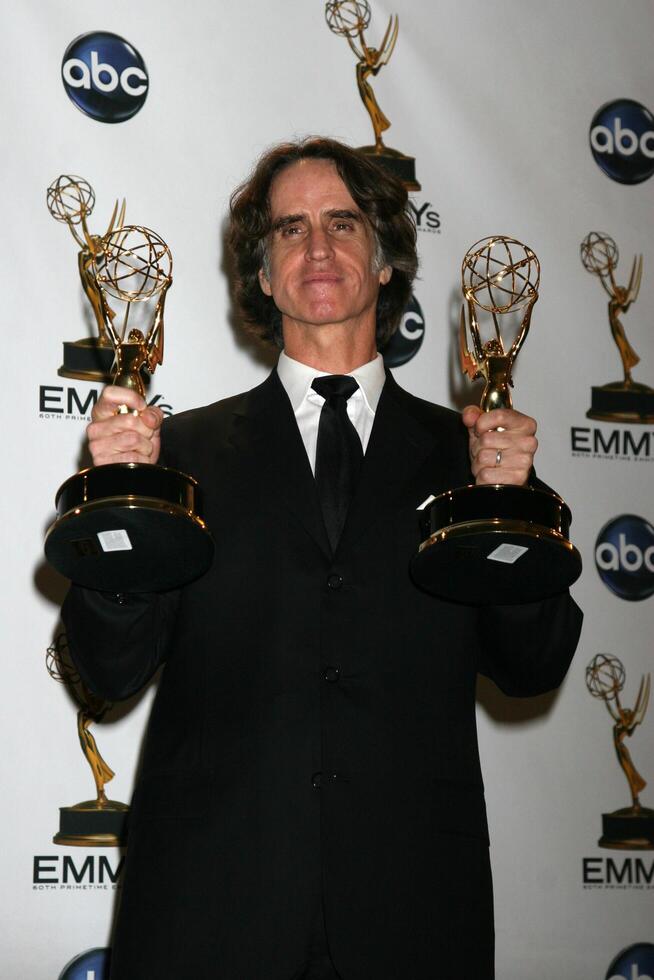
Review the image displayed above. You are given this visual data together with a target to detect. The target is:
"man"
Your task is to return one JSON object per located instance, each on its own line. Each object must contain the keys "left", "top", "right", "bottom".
{"left": 63, "top": 137, "right": 582, "bottom": 979}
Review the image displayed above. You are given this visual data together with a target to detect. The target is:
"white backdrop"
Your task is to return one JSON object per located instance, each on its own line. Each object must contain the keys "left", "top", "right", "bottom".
{"left": 3, "top": 1, "right": 653, "bottom": 977}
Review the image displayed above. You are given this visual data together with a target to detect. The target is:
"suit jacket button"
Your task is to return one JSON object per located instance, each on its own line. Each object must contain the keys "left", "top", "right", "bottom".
{"left": 312, "top": 771, "right": 322, "bottom": 789}
{"left": 327, "top": 573, "right": 343, "bottom": 590}
{"left": 323, "top": 666, "right": 340, "bottom": 683}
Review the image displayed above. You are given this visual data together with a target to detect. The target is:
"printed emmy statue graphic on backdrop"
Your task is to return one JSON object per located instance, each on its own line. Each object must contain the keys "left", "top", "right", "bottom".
{"left": 47, "top": 634, "right": 127, "bottom": 846}
{"left": 324, "top": 0, "right": 420, "bottom": 190}
{"left": 580, "top": 232, "right": 654, "bottom": 423}
{"left": 44, "top": 224, "right": 214, "bottom": 593}
{"left": 411, "top": 236, "right": 581, "bottom": 604}
{"left": 586, "top": 654, "right": 654, "bottom": 849}
{"left": 47, "top": 174, "right": 127, "bottom": 382}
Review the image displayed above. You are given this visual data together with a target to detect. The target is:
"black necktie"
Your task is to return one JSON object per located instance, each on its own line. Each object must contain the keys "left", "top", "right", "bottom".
{"left": 311, "top": 375, "right": 364, "bottom": 553}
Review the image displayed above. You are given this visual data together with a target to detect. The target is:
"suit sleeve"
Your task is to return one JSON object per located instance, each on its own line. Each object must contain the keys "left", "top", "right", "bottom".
{"left": 59, "top": 419, "right": 188, "bottom": 702}
{"left": 61, "top": 585, "right": 180, "bottom": 702}
{"left": 475, "top": 464, "right": 583, "bottom": 696}
{"left": 476, "top": 591, "right": 583, "bottom": 697}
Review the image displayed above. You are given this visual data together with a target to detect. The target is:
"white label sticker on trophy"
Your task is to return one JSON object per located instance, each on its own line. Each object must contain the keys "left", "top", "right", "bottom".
{"left": 417, "top": 494, "right": 437, "bottom": 511}
{"left": 486, "top": 543, "right": 529, "bottom": 564}
{"left": 97, "top": 529, "right": 133, "bottom": 552}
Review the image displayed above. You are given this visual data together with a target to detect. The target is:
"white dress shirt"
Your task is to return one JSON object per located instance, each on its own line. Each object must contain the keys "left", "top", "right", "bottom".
{"left": 276, "top": 350, "right": 386, "bottom": 474}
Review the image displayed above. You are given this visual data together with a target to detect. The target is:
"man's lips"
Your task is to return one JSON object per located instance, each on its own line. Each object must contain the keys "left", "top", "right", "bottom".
{"left": 303, "top": 273, "right": 341, "bottom": 284}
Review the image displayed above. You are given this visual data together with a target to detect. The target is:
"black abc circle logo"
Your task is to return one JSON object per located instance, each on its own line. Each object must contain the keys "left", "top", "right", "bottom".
{"left": 590, "top": 99, "right": 654, "bottom": 184}
{"left": 62, "top": 32, "right": 148, "bottom": 123}
{"left": 606, "top": 943, "right": 654, "bottom": 980}
{"left": 59, "top": 947, "right": 111, "bottom": 980}
{"left": 382, "top": 294, "right": 425, "bottom": 368}
{"left": 594, "top": 514, "right": 654, "bottom": 601}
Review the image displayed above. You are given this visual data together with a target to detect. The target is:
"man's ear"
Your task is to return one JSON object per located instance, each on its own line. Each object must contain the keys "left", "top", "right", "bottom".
{"left": 379, "top": 264, "right": 392, "bottom": 286}
{"left": 258, "top": 267, "right": 272, "bottom": 297}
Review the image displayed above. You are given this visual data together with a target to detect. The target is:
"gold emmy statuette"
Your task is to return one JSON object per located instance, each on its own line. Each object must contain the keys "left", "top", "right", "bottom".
{"left": 47, "top": 174, "right": 126, "bottom": 382}
{"left": 586, "top": 654, "right": 653, "bottom": 849}
{"left": 325, "top": 0, "right": 420, "bottom": 190}
{"left": 410, "top": 236, "right": 582, "bottom": 605}
{"left": 580, "top": 232, "right": 654, "bottom": 423}
{"left": 44, "top": 225, "right": 214, "bottom": 593}
{"left": 47, "top": 633, "right": 128, "bottom": 846}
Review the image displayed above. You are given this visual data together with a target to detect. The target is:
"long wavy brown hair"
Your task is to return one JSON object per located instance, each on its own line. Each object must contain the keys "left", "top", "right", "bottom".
{"left": 229, "top": 137, "right": 418, "bottom": 349}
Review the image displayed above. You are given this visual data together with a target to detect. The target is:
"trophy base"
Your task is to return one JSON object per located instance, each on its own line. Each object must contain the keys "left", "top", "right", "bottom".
{"left": 58, "top": 337, "right": 116, "bottom": 383}
{"left": 598, "top": 806, "right": 654, "bottom": 850}
{"left": 358, "top": 145, "right": 421, "bottom": 191}
{"left": 410, "top": 484, "right": 582, "bottom": 604}
{"left": 53, "top": 798, "right": 129, "bottom": 847}
{"left": 587, "top": 381, "right": 654, "bottom": 424}
{"left": 45, "top": 463, "right": 214, "bottom": 592}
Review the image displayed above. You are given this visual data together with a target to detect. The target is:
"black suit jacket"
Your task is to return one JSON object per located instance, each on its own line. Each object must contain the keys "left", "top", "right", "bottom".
{"left": 63, "top": 370, "right": 583, "bottom": 980}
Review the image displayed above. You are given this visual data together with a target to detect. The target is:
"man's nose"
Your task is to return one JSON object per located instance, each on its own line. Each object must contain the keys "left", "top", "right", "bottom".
{"left": 306, "top": 226, "right": 334, "bottom": 261}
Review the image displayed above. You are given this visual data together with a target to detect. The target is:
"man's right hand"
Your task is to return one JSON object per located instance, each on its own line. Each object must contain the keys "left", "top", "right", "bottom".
{"left": 87, "top": 386, "right": 163, "bottom": 467}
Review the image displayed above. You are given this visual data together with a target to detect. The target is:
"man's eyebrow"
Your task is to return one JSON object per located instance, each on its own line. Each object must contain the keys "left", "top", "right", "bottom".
{"left": 326, "top": 208, "right": 362, "bottom": 222}
{"left": 271, "top": 213, "right": 306, "bottom": 232}
{"left": 271, "top": 209, "right": 363, "bottom": 232}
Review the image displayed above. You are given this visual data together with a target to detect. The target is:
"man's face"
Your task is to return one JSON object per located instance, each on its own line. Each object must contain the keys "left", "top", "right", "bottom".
{"left": 258, "top": 159, "right": 391, "bottom": 335}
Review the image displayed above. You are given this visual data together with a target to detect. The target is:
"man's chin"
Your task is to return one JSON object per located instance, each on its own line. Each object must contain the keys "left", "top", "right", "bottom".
{"left": 280, "top": 300, "right": 376, "bottom": 334}
{"left": 284, "top": 308, "right": 350, "bottom": 329}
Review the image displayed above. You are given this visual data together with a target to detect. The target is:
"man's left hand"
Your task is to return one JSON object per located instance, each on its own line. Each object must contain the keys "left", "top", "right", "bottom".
{"left": 462, "top": 405, "right": 538, "bottom": 486}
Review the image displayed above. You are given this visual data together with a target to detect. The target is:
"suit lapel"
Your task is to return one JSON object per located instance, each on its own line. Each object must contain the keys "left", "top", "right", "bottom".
{"left": 227, "top": 369, "right": 462, "bottom": 560}
{"left": 337, "top": 372, "right": 449, "bottom": 553}
{"left": 228, "top": 371, "right": 332, "bottom": 559}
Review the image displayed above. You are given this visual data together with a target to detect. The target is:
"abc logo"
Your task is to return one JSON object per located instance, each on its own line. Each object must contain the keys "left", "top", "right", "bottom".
{"left": 590, "top": 99, "right": 654, "bottom": 184}
{"left": 62, "top": 32, "right": 148, "bottom": 123}
{"left": 382, "top": 294, "right": 425, "bottom": 368}
{"left": 59, "top": 947, "right": 111, "bottom": 980}
{"left": 606, "top": 942, "right": 654, "bottom": 980}
{"left": 595, "top": 514, "right": 654, "bottom": 601}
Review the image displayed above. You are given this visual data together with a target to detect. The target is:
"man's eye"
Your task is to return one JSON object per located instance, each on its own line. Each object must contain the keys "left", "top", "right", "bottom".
{"left": 333, "top": 221, "right": 354, "bottom": 232}
{"left": 281, "top": 225, "right": 302, "bottom": 237}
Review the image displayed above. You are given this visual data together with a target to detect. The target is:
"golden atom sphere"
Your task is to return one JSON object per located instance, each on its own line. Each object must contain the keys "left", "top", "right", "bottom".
{"left": 580, "top": 231, "right": 619, "bottom": 277}
{"left": 47, "top": 174, "right": 95, "bottom": 225}
{"left": 46, "top": 633, "right": 80, "bottom": 685}
{"left": 325, "top": 0, "right": 371, "bottom": 37}
{"left": 586, "top": 653, "right": 625, "bottom": 700}
{"left": 462, "top": 236, "right": 540, "bottom": 314}
{"left": 93, "top": 225, "right": 173, "bottom": 302}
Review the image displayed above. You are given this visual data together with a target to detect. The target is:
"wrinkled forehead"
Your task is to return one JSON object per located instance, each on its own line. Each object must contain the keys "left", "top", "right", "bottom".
{"left": 268, "top": 158, "right": 360, "bottom": 218}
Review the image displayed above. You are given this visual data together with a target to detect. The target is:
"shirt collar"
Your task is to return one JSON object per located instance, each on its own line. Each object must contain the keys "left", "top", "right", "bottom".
{"left": 277, "top": 350, "right": 386, "bottom": 414}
